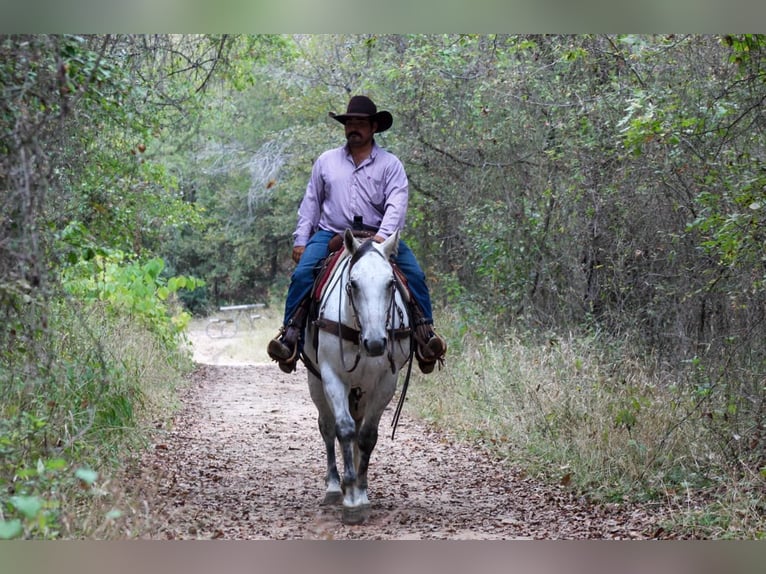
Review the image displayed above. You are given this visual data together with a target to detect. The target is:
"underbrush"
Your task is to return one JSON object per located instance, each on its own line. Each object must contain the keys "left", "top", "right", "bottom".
{"left": 409, "top": 309, "right": 766, "bottom": 539}
{"left": 0, "top": 300, "right": 193, "bottom": 539}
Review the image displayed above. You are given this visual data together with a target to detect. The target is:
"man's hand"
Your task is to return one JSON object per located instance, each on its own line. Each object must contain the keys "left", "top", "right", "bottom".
{"left": 292, "top": 246, "right": 305, "bottom": 264}
{"left": 373, "top": 235, "right": 385, "bottom": 243}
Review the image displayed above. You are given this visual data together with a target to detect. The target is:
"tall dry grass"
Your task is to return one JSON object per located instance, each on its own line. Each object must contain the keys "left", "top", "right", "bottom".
{"left": 407, "top": 309, "right": 766, "bottom": 538}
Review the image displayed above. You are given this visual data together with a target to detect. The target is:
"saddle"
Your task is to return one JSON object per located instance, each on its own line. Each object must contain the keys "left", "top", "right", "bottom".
{"left": 311, "top": 230, "right": 411, "bottom": 304}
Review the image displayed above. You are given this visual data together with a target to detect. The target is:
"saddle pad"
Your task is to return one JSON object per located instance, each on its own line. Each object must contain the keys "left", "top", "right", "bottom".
{"left": 312, "top": 248, "right": 349, "bottom": 301}
{"left": 312, "top": 244, "right": 413, "bottom": 304}
{"left": 391, "top": 262, "right": 411, "bottom": 303}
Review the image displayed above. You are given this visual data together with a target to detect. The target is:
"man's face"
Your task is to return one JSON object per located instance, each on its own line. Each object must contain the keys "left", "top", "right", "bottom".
{"left": 344, "top": 118, "right": 376, "bottom": 148}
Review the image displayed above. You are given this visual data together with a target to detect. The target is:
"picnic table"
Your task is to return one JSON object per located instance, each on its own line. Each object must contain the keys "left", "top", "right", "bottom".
{"left": 206, "top": 303, "right": 265, "bottom": 338}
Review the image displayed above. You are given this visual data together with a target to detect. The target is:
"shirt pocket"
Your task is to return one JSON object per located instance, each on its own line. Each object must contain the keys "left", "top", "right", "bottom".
{"left": 358, "top": 170, "right": 386, "bottom": 210}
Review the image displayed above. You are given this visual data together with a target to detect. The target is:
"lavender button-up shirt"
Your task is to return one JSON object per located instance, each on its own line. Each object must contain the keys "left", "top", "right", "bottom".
{"left": 293, "top": 142, "right": 409, "bottom": 247}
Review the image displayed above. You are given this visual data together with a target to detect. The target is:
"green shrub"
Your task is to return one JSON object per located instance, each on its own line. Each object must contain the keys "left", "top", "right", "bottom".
{"left": 0, "top": 227, "right": 200, "bottom": 538}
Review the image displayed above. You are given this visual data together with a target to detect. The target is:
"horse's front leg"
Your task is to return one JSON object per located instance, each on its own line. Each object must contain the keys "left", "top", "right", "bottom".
{"left": 335, "top": 410, "right": 360, "bottom": 506}
{"left": 333, "top": 414, "right": 384, "bottom": 525}
{"left": 352, "top": 375, "right": 397, "bottom": 513}
{"left": 338, "top": 417, "right": 372, "bottom": 524}
{"left": 309, "top": 375, "right": 342, "bottom": 506}
{"left": 321, "top": 373, "right": 367, "bottom": 522}
{"left": 318, "top": 413, "right": 342, "bottom": 506}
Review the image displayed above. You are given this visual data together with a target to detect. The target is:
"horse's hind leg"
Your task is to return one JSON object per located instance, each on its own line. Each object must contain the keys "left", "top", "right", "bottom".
{"left": 355, "top": 420, "right": 378, "bottom": 499}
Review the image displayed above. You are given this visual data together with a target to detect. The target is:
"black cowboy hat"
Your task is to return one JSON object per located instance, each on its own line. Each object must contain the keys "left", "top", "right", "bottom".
{"left": 329, "top": 95, "right": 393, "bottom": 133}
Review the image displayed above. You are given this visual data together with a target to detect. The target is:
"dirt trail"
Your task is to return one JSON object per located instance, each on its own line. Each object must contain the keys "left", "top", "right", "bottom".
{"left": 133, "top": 323, "right": 674, "bottom": 539}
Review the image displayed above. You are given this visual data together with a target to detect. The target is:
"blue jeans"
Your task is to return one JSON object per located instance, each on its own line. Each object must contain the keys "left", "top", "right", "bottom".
{"left": 283, "top": 229, "right": 434, "bottom": 326}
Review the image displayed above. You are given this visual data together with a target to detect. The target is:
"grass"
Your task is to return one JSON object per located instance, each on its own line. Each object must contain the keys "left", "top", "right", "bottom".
{"left": 0, "top": 300, "right": 194, "bottom": 539}
{"left": 407, "top": 308, "right": 766, "bottom": 539}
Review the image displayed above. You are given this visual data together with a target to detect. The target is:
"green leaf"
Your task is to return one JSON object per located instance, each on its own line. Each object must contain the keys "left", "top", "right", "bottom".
{"left": 0, "top": 519, "right": 23, "bottom": 540}
{"left": 45, "top": 458, "right": 68, "bottom": 472}
{"left": 75, "top": 467, "right": 98, "bottom": 485}
{"left": 169, "top": 275, "right": 188, "bottom": 291}
{"left": 10, "top": 495, "right": 42, "bottom": 519}
{"left": 15, "top": 467, "right": 37, "bottom": 479}
{"left": 143, "top": 258, "right": 164, "bottom": 280}
{"left": 156, "top": 286, "right": 170, "bottom": 301}
{"left": 105, "top": 509, "right": 123, "bottom": 520}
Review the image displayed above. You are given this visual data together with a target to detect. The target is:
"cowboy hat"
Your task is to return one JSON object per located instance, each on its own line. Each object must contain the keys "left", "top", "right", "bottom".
{"left": 329, "top": 95, "right": 393, "bottom": 133}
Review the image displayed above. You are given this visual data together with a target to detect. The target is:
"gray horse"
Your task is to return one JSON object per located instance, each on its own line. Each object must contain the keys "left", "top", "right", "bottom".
{"left": 304, "top": 229, "right": 412, "bottom": 524}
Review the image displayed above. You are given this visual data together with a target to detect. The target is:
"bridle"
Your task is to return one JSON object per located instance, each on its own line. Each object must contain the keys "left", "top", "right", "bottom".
{"left": 346, "top": 248, "right": 409, "bottom": 372}
{"left": 316, "top": 242, "right": 409, "bottom": 374}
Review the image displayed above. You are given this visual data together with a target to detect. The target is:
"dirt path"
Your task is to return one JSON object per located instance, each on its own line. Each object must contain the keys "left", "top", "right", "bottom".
{"left": 133, "top": 323, "right": 674, "bottom": 539}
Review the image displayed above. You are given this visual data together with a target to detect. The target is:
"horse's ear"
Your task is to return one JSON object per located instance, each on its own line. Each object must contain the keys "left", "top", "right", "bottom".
{"left": 344, "top": 228, "right": 360, "bottom": 254}
{"left": 382, "top": 230, "right": 400, "bottom": 259}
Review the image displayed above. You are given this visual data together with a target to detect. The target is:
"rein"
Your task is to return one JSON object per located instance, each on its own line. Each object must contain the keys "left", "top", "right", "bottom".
{"left": 390, "top": 342, "right": 415, "bottom": 440}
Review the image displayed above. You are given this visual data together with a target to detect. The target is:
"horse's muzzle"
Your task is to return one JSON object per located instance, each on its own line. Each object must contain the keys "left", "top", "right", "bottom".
{"left": 363, "top": 337, "right": 387, "bottom": 357}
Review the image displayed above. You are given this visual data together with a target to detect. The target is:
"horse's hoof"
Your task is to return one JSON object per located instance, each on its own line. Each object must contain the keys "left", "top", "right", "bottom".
{"left": 320, "top": 491, "right": 343, "bottom": 506}
{"left": 342, "top": 505, "right": 370, "bottom": 525}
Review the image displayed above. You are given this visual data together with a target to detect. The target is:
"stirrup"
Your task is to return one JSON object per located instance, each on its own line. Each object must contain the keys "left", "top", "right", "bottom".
{"left": 267, "top": 327, "right": 299, "bottom": 364}
{"left": 415, "top": 329, "right": 446, "bottom": 358}
{"left": 415, "top": 333, "right": 446, "bottom": 374}
{"left": 277, "top": 358, "right": 297, "bottom": 374}
{"left": 267, "top": 339, "right": 299, "bottom": 373}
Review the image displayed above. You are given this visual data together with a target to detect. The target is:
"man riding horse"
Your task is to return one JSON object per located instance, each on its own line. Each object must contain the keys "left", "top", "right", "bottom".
{"left": 267, "top": 95, "right": 446, "bottom": 374}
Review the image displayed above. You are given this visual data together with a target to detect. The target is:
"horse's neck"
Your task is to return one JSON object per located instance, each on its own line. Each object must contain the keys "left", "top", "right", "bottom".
{"left": 319, "top": 256, "right": 355, "bottom": 323}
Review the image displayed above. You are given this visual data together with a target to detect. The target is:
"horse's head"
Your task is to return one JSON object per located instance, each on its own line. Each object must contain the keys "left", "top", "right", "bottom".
{"left": 343, "top": 229, "right": 400, "bottom": 357}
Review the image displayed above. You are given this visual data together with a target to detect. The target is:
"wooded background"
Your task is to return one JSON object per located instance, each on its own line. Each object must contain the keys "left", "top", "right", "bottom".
{"left": 1, "top": 34, "right": 764, "bottom": 537}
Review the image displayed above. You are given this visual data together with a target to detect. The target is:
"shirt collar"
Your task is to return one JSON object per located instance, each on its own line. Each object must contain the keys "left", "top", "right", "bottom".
{"left": 344, "top": 140, "right": 379, "bottom": 161}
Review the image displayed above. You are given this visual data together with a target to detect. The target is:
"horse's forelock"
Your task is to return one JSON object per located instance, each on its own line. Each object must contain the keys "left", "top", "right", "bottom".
{"left": 348, "top": 238, "right": 378, "bottom": 270}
